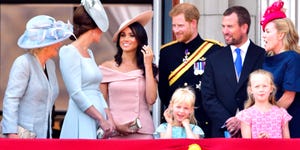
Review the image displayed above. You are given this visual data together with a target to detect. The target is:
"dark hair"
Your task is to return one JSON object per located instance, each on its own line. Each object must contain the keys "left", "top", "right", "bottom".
{"left": 70, "top": 6, "right": 98, "bottom": 41}
{"left": 223, "top": 6, "right": 251, "bottom": 34}
{"left": 114, "top": 22, "right": 158, "bottom": 77}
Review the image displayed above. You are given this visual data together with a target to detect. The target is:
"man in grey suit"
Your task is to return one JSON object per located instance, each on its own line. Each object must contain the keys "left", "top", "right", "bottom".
{"left": 201, "top": 6, "right": 265, "bottom": 137}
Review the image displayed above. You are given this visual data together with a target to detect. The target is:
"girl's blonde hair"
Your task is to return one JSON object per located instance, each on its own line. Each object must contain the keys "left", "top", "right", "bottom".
{"left": 244, "top": 69, "right": 277, "bottom": 108}
{"left": 268, "top": 18, "right": 300, "bottom": 56}
{"left": 168, "top": 86, "right": 197, "bottom": 124}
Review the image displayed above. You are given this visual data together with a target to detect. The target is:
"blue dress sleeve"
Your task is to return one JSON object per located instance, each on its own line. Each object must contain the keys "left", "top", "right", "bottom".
{"left": 153, "top": 123, "right": 168, "bottom": 139}
{"left": 59, "top": 45, "right": 92, "bottom": 111}
{"left": 283, "top": 52, "right": 300, "bottom": 92}
{"left": 190, "top": 124, "right": 205, "bottom": 138}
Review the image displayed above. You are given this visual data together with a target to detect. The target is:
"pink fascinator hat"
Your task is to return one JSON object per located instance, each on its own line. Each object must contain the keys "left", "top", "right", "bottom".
{"left": 260, "top": 0, "right": 286, "bottom": 31}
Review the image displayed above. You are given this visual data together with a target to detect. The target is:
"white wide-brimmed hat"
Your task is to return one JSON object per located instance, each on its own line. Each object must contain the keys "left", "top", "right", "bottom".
{"left": 81, "top": 0, "right": 109, "bottom": 32}
{"left": 112, "top": 10, "right": 153, "bottom": 42}
{"left": 17, "top": 15, "right": 73, "bottom": 49}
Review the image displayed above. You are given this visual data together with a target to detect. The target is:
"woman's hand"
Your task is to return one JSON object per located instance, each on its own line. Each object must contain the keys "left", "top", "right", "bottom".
{"left": 116, "top": 120, "right": 138, "bottom": 136}
{"left": 98, "top": 119, "right": 114, "bottom": 138}
{"left": 7, "top": 133, "right": 19, "bottom": 138}
{"left": 141, "top": 45, "right": 154, "bottom": 66}
{"left": 105, "top": 109, "right": 117, "bottom": 137}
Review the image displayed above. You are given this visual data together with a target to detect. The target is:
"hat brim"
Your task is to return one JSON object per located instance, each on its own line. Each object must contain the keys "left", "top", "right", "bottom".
{"left": 82, "top": 0, "right": 109, "bottom": 32}
{"left": 17, "top": 33, "right": 71, "bottom": 49}
{"left": 112, "top": 10, "right": 153, "bottom": 42}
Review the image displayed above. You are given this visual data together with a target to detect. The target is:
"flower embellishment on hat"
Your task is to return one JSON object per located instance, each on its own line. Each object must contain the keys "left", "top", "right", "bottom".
{"left": 260, "top": 0, "right": 286, "bottom": 31}
{"left": 81, "top": 0, "right": 109, "bottom": 32}
{"left": 17, "top": 15, "right": 73, "bottom": 49}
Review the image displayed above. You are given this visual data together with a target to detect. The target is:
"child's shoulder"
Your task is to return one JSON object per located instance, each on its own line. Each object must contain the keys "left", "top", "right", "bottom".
{"left": 157, "top": 123, "right": 168, "bottom": 129}
{"left": 271, "top": 105, "right": 289, "bottom": 114}
{"left": 190, "top": 124, "right": 205, "bottom": 138}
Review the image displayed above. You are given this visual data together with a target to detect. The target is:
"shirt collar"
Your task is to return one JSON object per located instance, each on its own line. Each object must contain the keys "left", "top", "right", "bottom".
{"left": 230, "top": 39, "right": 250, "bottom": 54}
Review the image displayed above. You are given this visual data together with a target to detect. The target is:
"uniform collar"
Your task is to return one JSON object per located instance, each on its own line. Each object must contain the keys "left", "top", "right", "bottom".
{"left": 182, "top": 34, "right": 204, "bottom": 52}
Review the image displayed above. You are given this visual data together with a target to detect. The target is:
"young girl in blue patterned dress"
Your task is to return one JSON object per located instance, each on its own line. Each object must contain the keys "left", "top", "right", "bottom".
{"left": 154, "top": 87, "right": 204, "bottom": 139}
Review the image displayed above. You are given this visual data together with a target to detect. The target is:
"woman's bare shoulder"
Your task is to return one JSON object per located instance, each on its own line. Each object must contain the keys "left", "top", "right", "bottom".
{"left": 100, "top": 60, "right": 115, "bottom": 69}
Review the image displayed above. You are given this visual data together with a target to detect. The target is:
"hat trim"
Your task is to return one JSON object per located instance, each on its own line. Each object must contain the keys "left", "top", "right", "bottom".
{"left": 82, "top": 0, "right": 109, "bottom": 32}
{"left": 112, "top": 10, "right": 153, "bottom": 42}
{"left": 17, "top": 15, "right": 73, "bottom": 49}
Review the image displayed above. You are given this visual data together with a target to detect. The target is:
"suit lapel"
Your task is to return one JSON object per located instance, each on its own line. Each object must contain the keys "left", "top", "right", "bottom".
{"left": 236, "top": 41, "right": 257, "bottom": 90}
{"left": 223, "top": 46, "right": 238, "bottom": 89}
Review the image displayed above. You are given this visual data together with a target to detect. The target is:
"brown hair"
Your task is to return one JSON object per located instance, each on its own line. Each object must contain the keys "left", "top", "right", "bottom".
{"left": 70, "top": 6, "right": 97, "bottom": 41}
{"left": 169, "top": 3, "right": 200, "bottom": 24}
{"left": 223, "top": 6, "right": 251, "bottom": 34}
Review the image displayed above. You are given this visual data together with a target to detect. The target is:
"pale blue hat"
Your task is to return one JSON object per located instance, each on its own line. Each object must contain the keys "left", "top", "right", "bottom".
{"left": 17, "top": 15, "right": 73, "bottom": 49}
{"left": 81, "top": 0, "right": 109, "bottom": 32}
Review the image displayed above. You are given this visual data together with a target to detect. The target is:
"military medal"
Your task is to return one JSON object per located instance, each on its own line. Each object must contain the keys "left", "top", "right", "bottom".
{"left": 182, "top": 49, "right": 190, "bottom": 63}
{"left": 196, "top": 81, "right": 201, "bottom": 90}
{"left": 193, "top": 57, "right": 206, "bottom": 75}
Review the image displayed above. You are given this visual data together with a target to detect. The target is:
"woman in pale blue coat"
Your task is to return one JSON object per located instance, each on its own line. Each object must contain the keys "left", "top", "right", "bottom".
{"left": 1, "top": 15, "right": 73, "bottom": 138}
{"left": 59, "top": 0, "right": 115, "bottom": 139}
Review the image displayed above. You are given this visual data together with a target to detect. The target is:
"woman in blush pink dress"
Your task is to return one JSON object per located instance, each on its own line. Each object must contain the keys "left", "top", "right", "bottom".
{"left": 99, "top": 10, "right": 158, "bottom": 139}
{"left": 236, "top": 69, "right": 292, "bottom": 138}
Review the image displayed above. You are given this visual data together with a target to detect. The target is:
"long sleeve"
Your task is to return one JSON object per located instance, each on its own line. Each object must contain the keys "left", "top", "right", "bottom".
{"left": 2, "top": 56, "right": 30, "bottom": 133}
{"left": 59, "top": 45, "right": 92, "bottom": 111}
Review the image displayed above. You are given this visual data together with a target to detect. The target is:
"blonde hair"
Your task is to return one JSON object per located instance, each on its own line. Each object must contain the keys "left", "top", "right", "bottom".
{"left": 244, "top": 69, "right": 277, "bottom": 108}
{"left": 169, "top": 3, "right": 200, "bottom": 24}
{"left": 268, "top": 18, "right": 300, "bottom": 55}
{"left": 29, "top": 47, "right": 43, "bottom": 56}
{"left": 169, "top": 87, "right": 197, "bottom": 124}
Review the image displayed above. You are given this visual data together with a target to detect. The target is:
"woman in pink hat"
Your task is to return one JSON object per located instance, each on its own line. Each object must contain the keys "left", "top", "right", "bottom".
{"left": 99, "top": 10, "right": 158, "bottom": 139}
{"left": 260, "top": 0, "right": 300, "bottom": 138}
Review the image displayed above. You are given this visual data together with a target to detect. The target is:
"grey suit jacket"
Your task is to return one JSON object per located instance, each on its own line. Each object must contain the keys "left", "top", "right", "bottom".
{"left": 2, "top": 53, "right": 58, "bottom": 138}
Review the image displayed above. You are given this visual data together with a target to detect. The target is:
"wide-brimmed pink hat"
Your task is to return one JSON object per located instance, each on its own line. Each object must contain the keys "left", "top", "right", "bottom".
{"left": 112, "top": 10, "right": 153, "bottom": 42}
{"left": 260, "top": 0, "right": 286, "bottom": 31}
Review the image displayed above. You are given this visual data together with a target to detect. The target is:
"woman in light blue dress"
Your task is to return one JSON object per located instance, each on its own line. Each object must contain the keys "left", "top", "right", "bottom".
{"left": 59, "top": 0, "right": 115, "bottom": 139}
